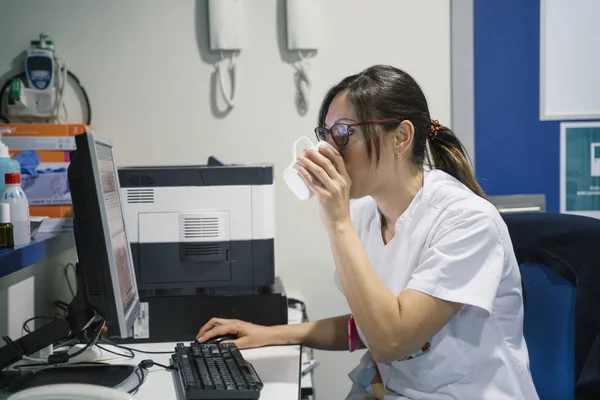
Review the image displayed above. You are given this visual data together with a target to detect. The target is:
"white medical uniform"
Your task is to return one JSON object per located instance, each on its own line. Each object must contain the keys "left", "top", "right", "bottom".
{"left": 335, "top": 169, "right": 539, "bottom": 400}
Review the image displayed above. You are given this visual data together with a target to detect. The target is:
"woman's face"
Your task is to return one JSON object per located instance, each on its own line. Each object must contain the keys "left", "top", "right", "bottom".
{"left": 324, "top": 91, "right": 397, "bottom": 199}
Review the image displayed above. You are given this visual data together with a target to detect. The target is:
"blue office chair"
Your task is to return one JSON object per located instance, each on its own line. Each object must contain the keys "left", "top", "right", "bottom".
{"left": 503, "top": 212, "right": 600, "bottom": 400}
{"left": 520, "top": 261, "right": 576, "bottom": 399}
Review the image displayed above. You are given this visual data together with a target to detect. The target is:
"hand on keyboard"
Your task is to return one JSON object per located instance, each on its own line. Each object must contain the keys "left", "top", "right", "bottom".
{"left": 196, "top": 318, "right": 273, "bottom": 349}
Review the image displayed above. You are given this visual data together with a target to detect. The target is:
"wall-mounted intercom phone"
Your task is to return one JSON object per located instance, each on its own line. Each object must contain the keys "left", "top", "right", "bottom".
{"left": 286, "top": 0, "right": 321, "bottom": 115}
{"left": 208, "top": 0, "right": 244, "bottom": 109}
{"left": 286, "top": 0, "right": 321, "bottom": 51}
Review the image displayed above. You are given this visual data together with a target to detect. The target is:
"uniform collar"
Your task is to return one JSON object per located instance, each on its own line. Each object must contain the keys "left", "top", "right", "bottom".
{"left": 375, "top": 168, "right": 431, "bottom": 229}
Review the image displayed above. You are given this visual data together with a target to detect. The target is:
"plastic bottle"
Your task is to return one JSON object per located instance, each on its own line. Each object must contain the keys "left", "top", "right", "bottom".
{"left": 0, "top": 203, "right": 14, "bottom": 248}
{"left": 1, "top": 173, "right": 30, "bottom": 246}
{"left": 0, "top": 130, "right": 21, "bottom": 195}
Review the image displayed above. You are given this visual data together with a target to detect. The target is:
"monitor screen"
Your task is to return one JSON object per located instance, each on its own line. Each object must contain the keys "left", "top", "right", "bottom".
{"left": 69, "top": 131, "right": 140, "bottom": 338}
{"left": 96, "top": 143, "right": 137, "bottom": 318}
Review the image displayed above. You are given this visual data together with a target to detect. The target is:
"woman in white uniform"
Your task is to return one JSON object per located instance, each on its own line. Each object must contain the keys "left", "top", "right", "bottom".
{"left": 197, "top": 65, "right": 540, "bottom": 399}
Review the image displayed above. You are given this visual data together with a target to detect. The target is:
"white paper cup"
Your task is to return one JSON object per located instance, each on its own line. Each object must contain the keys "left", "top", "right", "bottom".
{"left": 283, "top": 138, "right": 339, "bottom": 201}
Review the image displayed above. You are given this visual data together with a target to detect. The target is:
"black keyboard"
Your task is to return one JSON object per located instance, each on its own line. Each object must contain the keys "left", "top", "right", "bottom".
{"left": 172, "top": 342, "right": 263, "bottom": 400}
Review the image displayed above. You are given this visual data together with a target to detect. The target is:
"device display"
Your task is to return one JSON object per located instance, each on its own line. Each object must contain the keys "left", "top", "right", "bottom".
{"left": 26, "top": 57, "right": 52, "bottom": 71}
{"left": 96, "top": 143, "right": 137, "bottom": 317}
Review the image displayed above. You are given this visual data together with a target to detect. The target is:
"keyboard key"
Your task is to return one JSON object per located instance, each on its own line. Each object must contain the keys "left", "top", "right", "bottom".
{"left": 191, "top": 343, "right": 202, "bottom": 357}
{"left": 225, "top": 358, "right": 248, "bottom": 390}
{"left": 195, "top": 358, "right": 214, "bottom": 389}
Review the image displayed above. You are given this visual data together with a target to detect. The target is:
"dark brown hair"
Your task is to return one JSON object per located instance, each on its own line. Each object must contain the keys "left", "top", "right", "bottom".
{"left": 318, "top": 65, "right": 486, "bottom": 199}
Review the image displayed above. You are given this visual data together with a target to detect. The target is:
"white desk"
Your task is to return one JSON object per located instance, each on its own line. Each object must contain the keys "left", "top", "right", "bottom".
{"left": 0, "top": 343, "right": 302, "bottom": 400}
{"left": 0, "top": 307, "right": 312, "bottom": 399}
{"left": 122, "top": 342, "right": 302, "bottom": 400}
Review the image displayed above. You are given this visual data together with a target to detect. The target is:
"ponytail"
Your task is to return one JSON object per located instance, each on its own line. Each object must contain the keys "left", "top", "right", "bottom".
{"left": 426, "top": 122, "right": 486, "bottom": 199}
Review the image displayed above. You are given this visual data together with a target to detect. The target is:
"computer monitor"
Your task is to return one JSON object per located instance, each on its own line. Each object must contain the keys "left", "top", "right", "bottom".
{"left": 68, "top": 131, "right": 141, "bottom": 338}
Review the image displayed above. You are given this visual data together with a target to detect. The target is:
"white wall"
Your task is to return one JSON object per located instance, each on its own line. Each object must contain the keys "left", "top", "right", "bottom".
{"left": 0, "top": 1, "right": 451, "bottom": 397}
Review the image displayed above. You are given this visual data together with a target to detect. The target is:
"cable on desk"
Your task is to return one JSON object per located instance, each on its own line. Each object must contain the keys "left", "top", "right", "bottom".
{"left": 95, "top": 343, "right": 135, "bottom": 359}
{"left": 139, "top": 359, "right": 175, "bottom": 371}
{"left": 59, "top": 320, "right": 105, "bottom": 362}
{"left": 127, "top": 359, "right": 176, "bottom": 395}
{"left": 53, "top": 336, "right": 80, "bottom": 351}
{"left": 128, "top": 368, "right": 145, "bottom": 395}
{"left": 98, "top": 339, "right": 173, "bottom": 355}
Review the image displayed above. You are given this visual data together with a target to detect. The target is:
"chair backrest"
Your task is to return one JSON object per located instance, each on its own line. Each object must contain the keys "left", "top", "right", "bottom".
{"left": 520, "top": 262, "right": 576, "bottom": 399}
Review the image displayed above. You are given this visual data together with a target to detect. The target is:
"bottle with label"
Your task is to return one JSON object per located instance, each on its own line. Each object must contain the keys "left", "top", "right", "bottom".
{"left": 1, "top": 173, "right": 30, "bottom": 246}
{"left": 0, "top": 130, "right": 21, "bottom": 195}
{"left": 0, "top": 203, "right": 14, "bottom": 248}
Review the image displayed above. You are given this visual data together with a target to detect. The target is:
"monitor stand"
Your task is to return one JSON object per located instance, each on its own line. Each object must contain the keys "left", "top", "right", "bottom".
{"left": 0, "top": 263, "right": 143, "bottom": 394}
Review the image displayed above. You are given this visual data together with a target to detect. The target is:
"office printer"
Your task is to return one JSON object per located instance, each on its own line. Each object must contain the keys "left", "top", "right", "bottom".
{"left": 116, "top": 160, "right": 288, "bottom": 343}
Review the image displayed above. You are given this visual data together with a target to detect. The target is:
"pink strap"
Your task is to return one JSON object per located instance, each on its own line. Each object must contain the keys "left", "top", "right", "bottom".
{"left": 348, "top": 316, "right": 360, "bottom": 352}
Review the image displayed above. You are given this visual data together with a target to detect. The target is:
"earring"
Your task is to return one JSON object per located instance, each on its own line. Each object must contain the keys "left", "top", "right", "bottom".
{"left": 396, "top": 153, "right": 402, "bottom": 161}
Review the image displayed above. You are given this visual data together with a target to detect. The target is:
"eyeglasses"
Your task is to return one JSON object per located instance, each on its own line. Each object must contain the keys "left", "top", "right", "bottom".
{"left": 314, "top": 119, "right": 401, "bottom": 146}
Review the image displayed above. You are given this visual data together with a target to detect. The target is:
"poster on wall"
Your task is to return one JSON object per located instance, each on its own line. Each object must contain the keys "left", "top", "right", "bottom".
{"left": 560, "top": 122, "right": 600, "bottom": 218}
